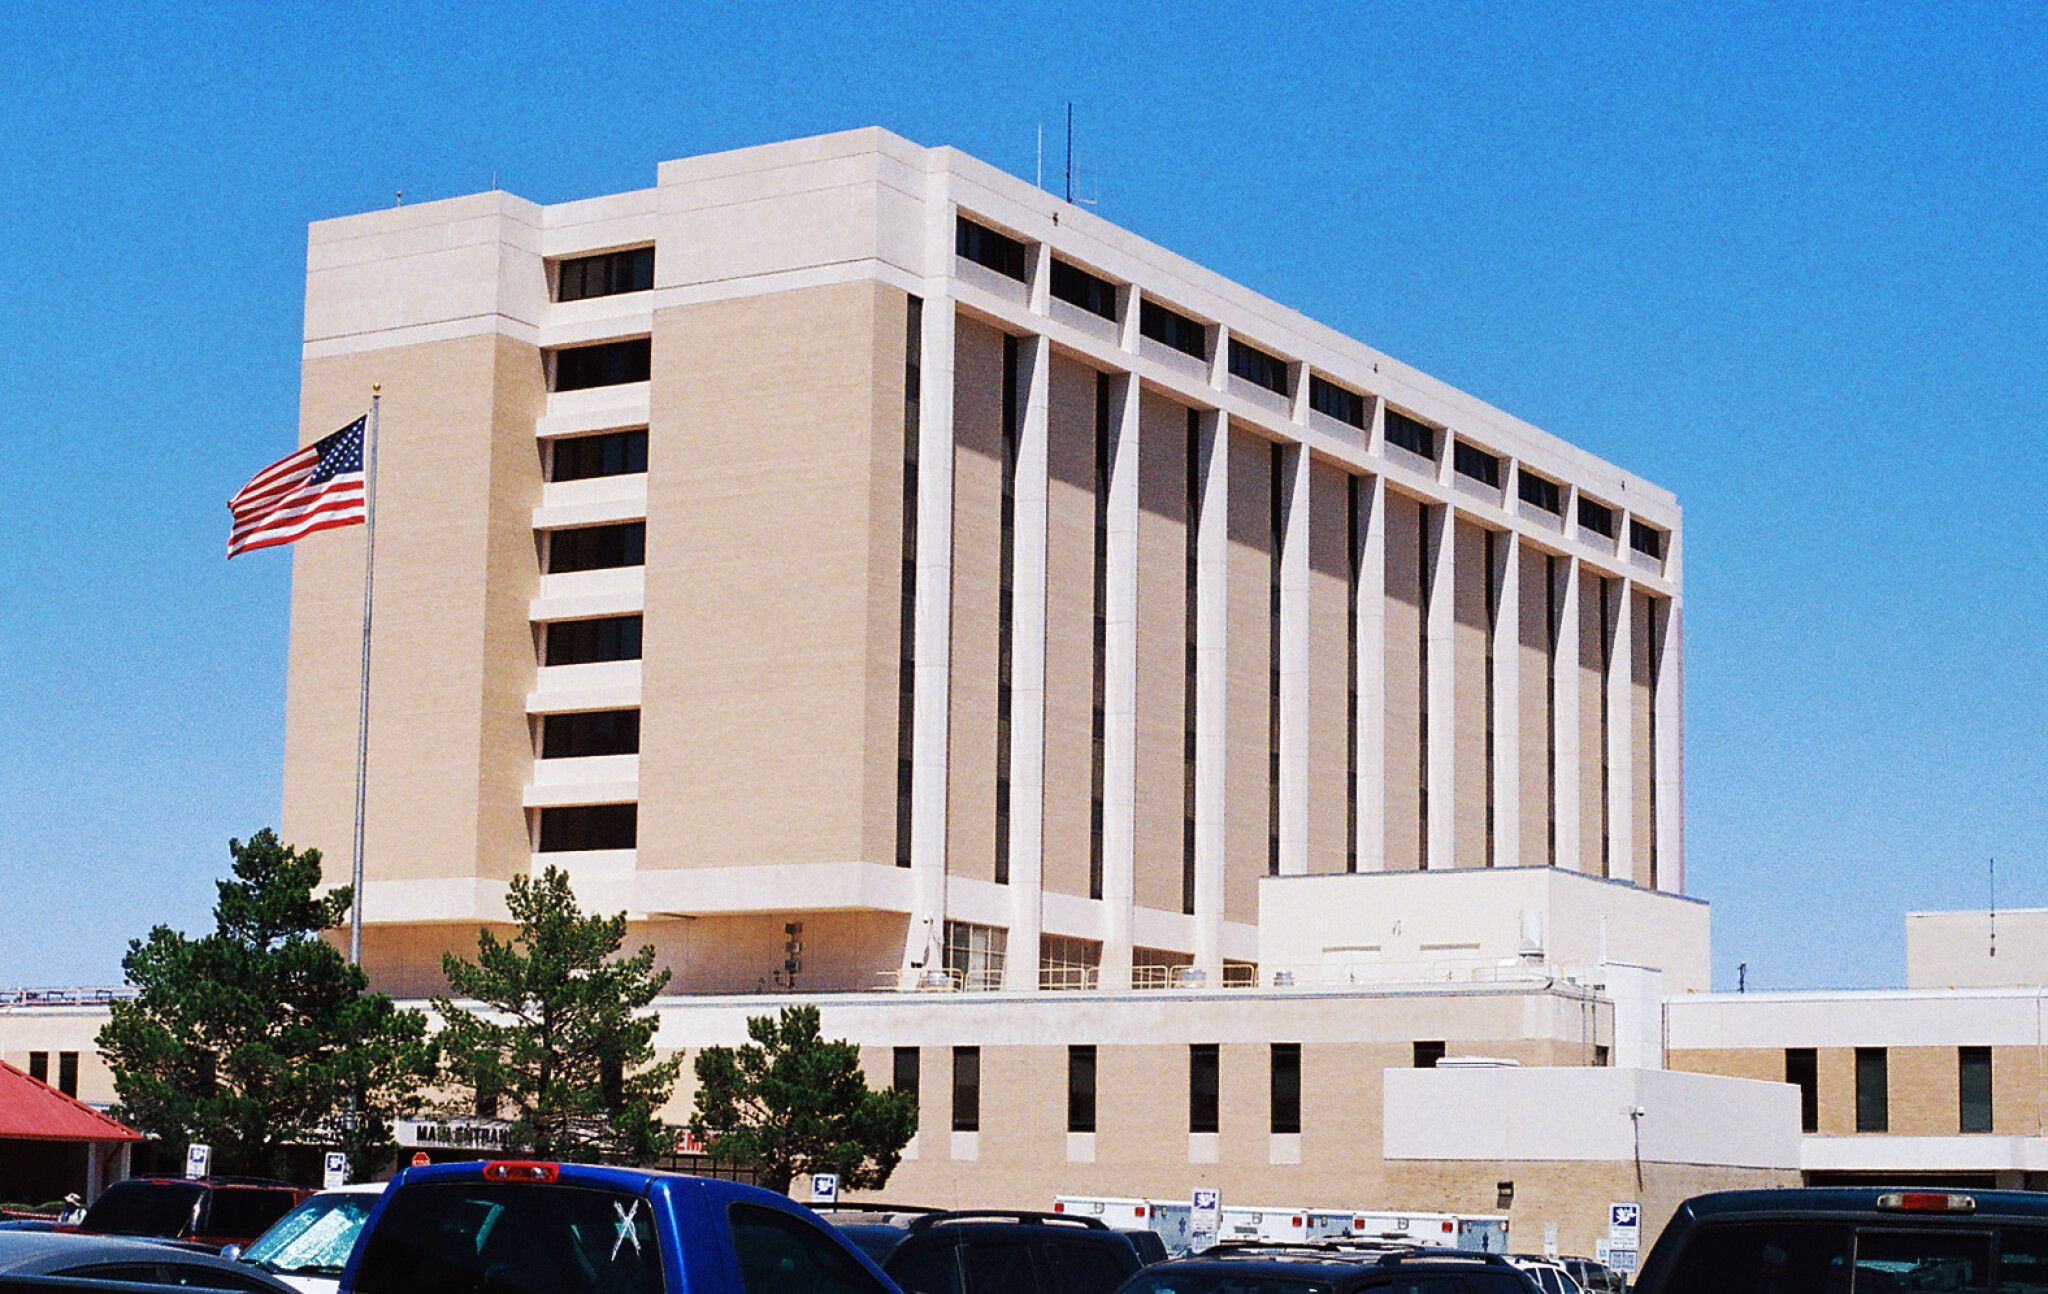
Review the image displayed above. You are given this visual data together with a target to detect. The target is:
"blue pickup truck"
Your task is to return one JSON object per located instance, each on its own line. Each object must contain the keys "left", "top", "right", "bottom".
{"left": 338, "top": 1160, "right": 902, "bottom": 1294}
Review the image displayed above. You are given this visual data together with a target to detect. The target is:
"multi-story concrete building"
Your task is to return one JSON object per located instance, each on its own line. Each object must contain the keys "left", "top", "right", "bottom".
{"left": 9, "top": 130, "right": 1779, "bottom": 1260}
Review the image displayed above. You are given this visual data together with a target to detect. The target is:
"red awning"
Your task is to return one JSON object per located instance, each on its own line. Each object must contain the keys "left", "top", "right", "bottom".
{"left": 0, "top": 1060, "right": 141, "bottom": 1143}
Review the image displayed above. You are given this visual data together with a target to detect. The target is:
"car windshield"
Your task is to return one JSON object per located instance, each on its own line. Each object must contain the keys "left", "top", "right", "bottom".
{"left": 243, "top": 1194, "right": 379, "bottom": 1276}
{"left": 350, "top": 1181, "right": 662, "bottom": 1294}
{"left": 83, "top": 1182, "right": 206, "bottom": 1237}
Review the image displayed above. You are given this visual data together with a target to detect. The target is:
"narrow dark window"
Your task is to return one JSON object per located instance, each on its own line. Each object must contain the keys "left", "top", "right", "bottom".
{"left": 1189, "top": 1044, "right": 1220, "bottom": 1134}
{"left": 956, "top": 217, "right": 1028, "bottom": 281}
{"left": 1417, "top": 502, "right": 1432, "bottom": 870}
{"left": 1090, "top": 374, "right": 1110, "bottom": 900}
{"left": 1270, "top": 1043, "right": 1301, "bottom": 1135}
{"left": 897, "top": 297, "right": 922, "bottom": 869}
{"left": 1141, "top": 300, "right": 1207, "bottom": 358}
{"left": 1598, "top": 575, "right": 1612, "bottom": 878}
{"left": 1183, "top": 409, "right": 1201, "bottom": 915}
{"left": 539, "top": 709, "right": 640, "bottom": 759}
{"left": 1414, "top": 1040, "right": 1446, "bottom": 1069}
{"left": 549, "top": 429, "right": 648, "bottom": 481}
{"left": 1310, "top": 376, "right": 1366, "bottom": 429}
{"left": 996, "top": 335, "right": 1019, "bottom": 885}
{"left": 556, "top": 247, "right": 654, "bottom": 302}
{"left": 1346, "top": 475, "right": 1361, "bottom": 873}
{"left": 1855, "top": 1047, "right": 1889, "bottom": 1132}
{"left": 1647, "top": 597, "right": 1661, "bottom": 889}
{"left": 27, "top": 1052, "right": 47, "bottom": 1084}
{"left": 1051, "top": 260, "right": 1117, "bottom": 319}
{"left": 475, "top": 1082, "right": 498, "bottom": 1119}
{"left": 542, "top": 615, "right": 642, "bottom": 665}
{"left": 1960, "top": 1046, "right": 1994, "bottom": 1133}
{"left": 1229, "top": 339, "right": 1288, "bottom": 394}
{"left": 1384, "top": 409, "right": 1436, "bottom": 459}
{"left": 1545, "top": 555, "right": 1560, "bottom": 867}
{"left": 1268, "top": 442, "right": 1283, "bottom": 876}
{"left": 545, "top": 522, "right": 645, "bottom": 573}
{"left": 1630, "top": 519, "right": 1665, "bottom": 558}
{"left": 1068, "top": 1045, "right": 1098, "bottom": 1133}
{"left": 1454, "top": 442, "right": 1501, "bottom": 488}
{"left": 552, "top": 339, "right": 651, "bottom": 392}
{"left": 1786, "top": 1047, "right": 1819, "bottom": 1133}
{"left": 536, "top": 803, "right": 637, "bottom": 852}
{"left": 1518, "top": 470, "right": 1561, "bottom": 514}
{"left": 1579, "top": 498, "right": 1616, "bottom": 538}
{"left": 892, "top": 1047, "right": 920, "bottom": 1108}
{"left": 1484, "top": 529, "right": 1498, "bottom": 863}
{"left": 952, "top": 1047, "right": 981, "bottom": 1132}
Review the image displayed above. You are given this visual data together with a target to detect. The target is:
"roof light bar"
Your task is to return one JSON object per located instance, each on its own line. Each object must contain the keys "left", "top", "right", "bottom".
{"left": 482, "top": 1161, "right": 560, "bottom": 1183}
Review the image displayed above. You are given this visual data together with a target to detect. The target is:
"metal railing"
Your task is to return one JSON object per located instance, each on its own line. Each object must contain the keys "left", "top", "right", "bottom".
{"left": 0, "top": 987, "right": 136, "bottom": 1009}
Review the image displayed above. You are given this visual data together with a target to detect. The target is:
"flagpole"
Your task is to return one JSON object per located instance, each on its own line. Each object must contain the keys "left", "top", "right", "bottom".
{"left": 350, "top": 387, "right": 381, "bottom": 967}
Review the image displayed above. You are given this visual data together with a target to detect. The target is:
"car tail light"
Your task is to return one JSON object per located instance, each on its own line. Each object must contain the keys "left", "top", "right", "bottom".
{"left": 1877, "top": 1192, "right": 1976, "bottom": 1214}
{"left": 1053, "top": 1202, "right": 1065, "bottom": 1213}
{"left": 482, "top": 1161, "right": 560, "bottom": 1183}
{"left": 1134, "top": 1206, "right": 1147, "bottom": 1218}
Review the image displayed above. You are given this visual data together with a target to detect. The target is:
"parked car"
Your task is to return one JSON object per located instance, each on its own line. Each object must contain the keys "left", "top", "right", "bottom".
{"left": 826, "top": 1208, "right": 1145, "bottom": 1294}
{"left": 1506, "top": 1254, "right": 1583, "bottom": 1294}
{"left": 1558, "top": 1257, "right": 1624, "bottom": 1294}
{"left": 1633, "top": 1186, "right": 2048, "bottom": 1294}
{"left": 233, "top": 1184, "right": 386, "bottom": 1294}
{"left": 76, "top": 1178, "right": 310, "bottom": 1254}
{"left": 1106, "top": 1241, "right": 1541, "bottom": 1294}
{"left": 338, "top": 1160, "right": 900, "bottom": 1294}
{"left": 0, "top": 1230, "right": 300, "bottom": 1293}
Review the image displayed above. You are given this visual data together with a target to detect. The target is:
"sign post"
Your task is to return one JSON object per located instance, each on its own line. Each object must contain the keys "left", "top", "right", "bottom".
{"left": 1607, "top": 1202, "right": 1641, "bottom": 1275}
{"left": 184, "top": 1144, "right": 210, "bottom": 1180}
{"left": 1190, "top": 1188, "right": 1220, "bottom": 1253}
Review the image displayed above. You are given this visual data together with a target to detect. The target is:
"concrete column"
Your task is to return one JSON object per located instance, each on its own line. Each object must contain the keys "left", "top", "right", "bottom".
{"left": 1004, "top": 333, "right": 1052, "bottom": 989}
{"left": 1277, "top": 441, "right": 1311, "bottom": 876}
{"left": 1655, "top": 598, "right": 1686, "bottom": 893}
{"left": 1193, "top": 409, "right": 1229, "bottom": 975}
{"left": 1553, "top": 550, "right": 1583, "bottom": 873}
{"left": 1099, "top": 371, "right": 1141, "bottom": 988}
{"left": 1424, "top": 501, "right": 1455, "bottom": 869}
{"left": 1494, "top": 531, "right": 1522, "bottom": 869}
{"left": 1355, "top": 417, "right": 1388, "bottom": 873}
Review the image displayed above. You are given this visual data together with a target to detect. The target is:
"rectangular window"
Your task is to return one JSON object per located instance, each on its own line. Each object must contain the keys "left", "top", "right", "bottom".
{"left": 544, "top": 522, "right": 645, "bottom": 573}
{"left": 536, "top": 803, "right": 637, "bottom": 852}
{"left": 1050, "top": 260, "right": 1116, "bottom": 319}
{"left": 1518, "top": 470, "right": 1561, "bottom": 514}
{"left": 1855, "top": 1047, "right": 1889, "bottom": 1132}
{"left": 1228, "top": 339, "right": 1288, "bottom": 394}
{"left": 1141, "top": 300, "right": 1207, "bottom": 358}
{"left": 1383, "top": 409, "right": 1437, "bottom": 459}
{"left": 1579, "top": 497, "right": 1616, "bottom": 538}
{"left": 1309, "top": 376, "right": 1365, "bottom": 429}
{"left": 1068, "top": 1045, "right": 1097, "bottom": 1133}
{"left": 892, "top": 1047, "right": 919, "bottom": 1107}
{"left": 941, "top": 921, "right": 1007, "bottom": 991}
{"left": 1960, "top": 1046, "right": 1993, "bottom": 1133}
{"left": 1414, "top": 1040, "right": 1446, "bottom": 1069}
{"left": 1271, "top": 1043, "right": 1301, "bottom": 1135}
{"left": 27, "top": 1052, "right": 47, "bottom": 1084}
{"left": 1629, "top": 519, "right": 1665, "bottom": 558}
{"left": 956, "top": 217, "right": 1027, "bottom": 281}
{"left": 1189, "top": 1043, "right": 1219, "bottom": 1134}
{"left": 539, "top": 709, "right": 640, "bottom": 759}
{"left": 552, "top": 339, "right": 652, "bottom": 392}
{"left": 1786, "top": 1047, "right": 1819, "bottom": 1133}
{"left": 555, "top": 247, "right": 654, "bottom": 302}
{"left": 549, "top": 429, "right": 648, "bottom": 482}
{"left": 542, "top": 615, "right": 642, "bottom": 666}
{"left": 1454, "top": 442, "right": 1501, "bottom": 487}
{"left": 58, "top": 1052, "right": 77, "bottom": 1098}
{"left": 952, "top": 1047, "right": 981, "bottom": 1132}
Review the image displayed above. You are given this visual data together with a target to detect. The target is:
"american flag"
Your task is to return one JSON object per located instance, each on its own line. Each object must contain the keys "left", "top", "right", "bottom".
{"left": 228, "top": 416, "right": 368, "bottom": 558}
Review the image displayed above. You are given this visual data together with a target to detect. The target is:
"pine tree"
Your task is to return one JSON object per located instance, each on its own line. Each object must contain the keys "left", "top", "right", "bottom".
{"left": 97, "top": 830, "right": 434, "bottom": 1180}
{"left": 435, "top": 865, "right": 681, "bottom": 1162}
{"left": 689, "top": 1004, "right": 917, "bottom": 1195}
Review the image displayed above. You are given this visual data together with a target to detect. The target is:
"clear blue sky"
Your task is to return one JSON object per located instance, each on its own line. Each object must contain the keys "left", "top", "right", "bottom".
{"left": 2, "top": 1, "right": 2040, "bottom": 993}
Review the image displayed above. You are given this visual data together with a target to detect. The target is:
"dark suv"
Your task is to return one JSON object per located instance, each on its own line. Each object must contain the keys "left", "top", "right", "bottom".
{"left": 1634, "top": 1187, "right": 2048, "bottom": 1294}
{"left": 827, "top": 1209, "right": 1145, "bottom": 1294}
{"left": 1107, "top": 1242, "right": 1539, "bottom": 1294}
{"left": 75, "top": 1178, "right": 310, "bottom": 1253}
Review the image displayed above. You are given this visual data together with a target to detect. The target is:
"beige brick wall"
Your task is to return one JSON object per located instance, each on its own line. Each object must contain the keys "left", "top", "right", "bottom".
{"left": 1630, "top": 590, "right": 1657, "bottom": 888}
{"left": 1516, "top": 544, "right": 1557, "bottom": 869}
{"left": 1306, "top": 459, "right": 1356, "bottom": 876}
{"left": 1382, "top": 492, "right": 1425, "bottom": 871}
{"left": 1133, "top": 393, "right": 1193, "bottom": 913}
{"left": 1224, "top": 428, "right": 1274, "bottom": 922}
{"left": 1675, "top": 1043, "right": 2048, "bottom": 1138}
{"left": 1451, "top": 519, "right": 1492, "bottom": 869}
{"left": 1042, "top": 355, "right": 1100, "bottom": 902}
{"left": 1577, "top": 574, "right": 1610, "bottom": 876}
{"left": 947, "top": 316, "right": 1007, "bottom": 885}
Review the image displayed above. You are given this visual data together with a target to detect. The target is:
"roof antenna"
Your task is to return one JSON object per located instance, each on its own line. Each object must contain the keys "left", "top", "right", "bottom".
{"left": 1990, "top": 857, "right": 1998, "bottom": 958}
{"left": 1065, "top": 102, "right": 1073, "bottom": 203}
